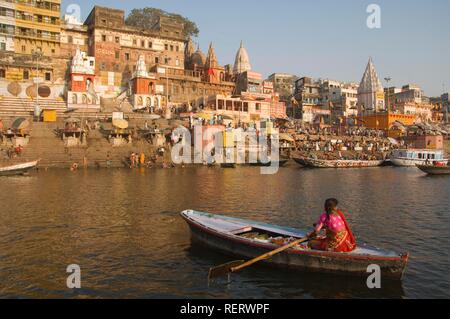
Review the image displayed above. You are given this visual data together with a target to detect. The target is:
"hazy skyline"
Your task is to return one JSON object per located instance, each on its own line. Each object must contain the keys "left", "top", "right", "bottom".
{"left": 62, "top": 0, "right": 450, "bottom": 96}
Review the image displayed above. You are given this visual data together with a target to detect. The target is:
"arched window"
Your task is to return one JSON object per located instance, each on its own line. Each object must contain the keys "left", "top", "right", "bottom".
{"left": 138, "top": 96, "right": 143, "bottom": 106}
{"left": 146, "top": 97, "right": 151, "bottom": 107}
{"left": 82, "top": 94, "right": 87, "bottom": 104}
{"left": 72, "top": 94, "right": 77, "bottom": 104}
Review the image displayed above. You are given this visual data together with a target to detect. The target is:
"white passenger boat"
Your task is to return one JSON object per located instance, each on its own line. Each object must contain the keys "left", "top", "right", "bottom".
{"left": 390, "top": 149, "right": 448, "bottom": 167}
{"left": 0, "top": 160, "right": 39, "bottom": 176}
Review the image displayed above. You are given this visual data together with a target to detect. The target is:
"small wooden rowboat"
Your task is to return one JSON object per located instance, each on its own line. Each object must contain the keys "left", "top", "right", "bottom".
{"left": 293, "top": 157, "right": 308, "bottom": 167}
{"left": 417, "top": 165, "right": 450, "bottom": 175}
{"left": 0, "top": 160, "right": 39, "bottom": 176}
{"left": 181, "top": 210, "right": 409, "bottom": 279}
{"left": 249, "top": 159, "right": 289, "bottom": 167}
{"left": 301, "top": 158, "right": 384, "bottom": 168}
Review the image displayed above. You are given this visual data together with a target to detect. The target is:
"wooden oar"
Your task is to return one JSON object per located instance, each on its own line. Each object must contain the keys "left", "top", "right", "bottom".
{"left": 208, "top": 236, "right": 311, "bottom": 280}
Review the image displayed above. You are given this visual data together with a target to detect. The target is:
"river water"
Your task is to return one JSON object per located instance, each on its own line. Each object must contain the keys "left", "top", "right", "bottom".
{"left": 0, "top": 165, "right": 449, "bottom": 298}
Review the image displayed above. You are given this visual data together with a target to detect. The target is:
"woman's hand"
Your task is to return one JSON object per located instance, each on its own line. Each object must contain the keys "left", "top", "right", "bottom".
{"left": 307, "top": 231, "right": 316, "bottom": 239}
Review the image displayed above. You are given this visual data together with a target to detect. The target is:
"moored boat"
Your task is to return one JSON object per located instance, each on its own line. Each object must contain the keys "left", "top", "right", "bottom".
{"left": 390, "top": 149, "right": 448, "bottom": 167}
{"left": 292, "top": 157, "right": 309, "bottom": 167}
{"left": 0, "top": 160, "right": 39, "bottom": 176}
{"left": 249, "top": 159, "right": 289, "bottom": 167}
{"left": 301, "top": 158, "right": 384, "bottom": 168}
{"left": 416, "top": 164, "right": 450, "bottom": 175}
{"left": 181, "top": 210, "right": 409, "bottom": 279}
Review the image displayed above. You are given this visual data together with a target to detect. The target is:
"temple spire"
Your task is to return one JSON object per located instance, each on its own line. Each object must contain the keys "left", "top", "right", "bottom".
{"left": 233, "top": 41, "right": 251, "bottom": 75}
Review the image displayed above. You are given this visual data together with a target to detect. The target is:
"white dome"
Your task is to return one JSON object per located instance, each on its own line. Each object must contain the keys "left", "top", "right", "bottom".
{"left": 233, "top": 41, "right": 252, "bottom": 75}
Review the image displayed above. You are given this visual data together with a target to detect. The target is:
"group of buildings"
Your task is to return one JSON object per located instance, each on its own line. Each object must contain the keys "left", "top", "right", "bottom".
{"left": 0, "top": 3, "right": 287, "bottom": 124}
{"left": 0, "top": 1, "right": 448, "bottom": 131}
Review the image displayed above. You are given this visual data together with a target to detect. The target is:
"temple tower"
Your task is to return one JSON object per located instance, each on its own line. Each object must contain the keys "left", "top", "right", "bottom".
{"left": 357, "top": 57, "right": 385, "bottom": 114}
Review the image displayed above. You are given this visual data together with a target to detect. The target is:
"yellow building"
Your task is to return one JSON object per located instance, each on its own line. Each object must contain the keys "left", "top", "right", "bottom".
{"left": 357, "top": 111, "right": 416, "bottom": 137}
{"left": 0, "top": 0, "right": 62, "bottom": 81}
{"left": 12, "top": 0, "right": 61, "bottom": 56}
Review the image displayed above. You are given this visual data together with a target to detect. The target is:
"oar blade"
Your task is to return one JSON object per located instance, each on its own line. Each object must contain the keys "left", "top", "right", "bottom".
{"left": 208, "top": 260, "right": 244, "bottom": 280}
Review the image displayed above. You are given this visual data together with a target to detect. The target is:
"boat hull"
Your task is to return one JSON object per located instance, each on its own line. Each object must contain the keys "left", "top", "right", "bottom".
{"left": 302, "top": 158, "right": 384, "bottom": 168}
{"left": 391, "top": 157, "right": 447, "bottom": 167}
{"left": 292, "top": 157, "right": 308, "bottom": 167}
{"left": 0, "top": 160, "right": 38, "bottom": 176}
{"left": 181, "top": 210, "right": 408, "bottom": 280}
{"left": 249, "top": 159, "right": 289, "bottom": 167}
{"left": 417, "top": 165, "right": 450, "bottom": 175}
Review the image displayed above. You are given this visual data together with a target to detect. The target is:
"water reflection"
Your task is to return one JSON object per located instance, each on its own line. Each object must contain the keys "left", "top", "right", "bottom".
{"left": 0, "top": 166, "right": 448, "bottom": 298}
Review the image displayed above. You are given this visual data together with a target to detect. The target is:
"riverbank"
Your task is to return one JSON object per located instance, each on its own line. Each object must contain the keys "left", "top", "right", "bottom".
{"left": 1, "top": 117, "right": 448, "bottom": 169}
{"left": 1, "top": 167, "right": 448, "bottom": 298}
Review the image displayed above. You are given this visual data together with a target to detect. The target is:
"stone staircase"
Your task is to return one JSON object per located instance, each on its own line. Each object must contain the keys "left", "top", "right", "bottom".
{"left": 0, "top": 96, "right": 67, "bottom": 118}
{"left": 6, "top": 122, "right": 159, "bottom": 168}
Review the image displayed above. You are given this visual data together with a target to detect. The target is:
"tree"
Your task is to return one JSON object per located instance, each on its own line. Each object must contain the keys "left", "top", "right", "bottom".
{"left": 125, "top": 8, "right": 199, "bottom": 39}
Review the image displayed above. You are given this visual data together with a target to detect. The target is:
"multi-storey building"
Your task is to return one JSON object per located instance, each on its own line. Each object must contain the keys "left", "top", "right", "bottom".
{"left": 0, "top": 0, "right": 62, "bottom": 83}
{"left": 267, "top": 73, "right": 297, "bottom": 101}
{"left": 293, "top": 77, "right": 329, "bottom": 122}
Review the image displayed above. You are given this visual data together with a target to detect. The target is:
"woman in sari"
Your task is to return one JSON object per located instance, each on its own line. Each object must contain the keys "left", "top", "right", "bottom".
{"left": 308, "top": 198, "right": 356, "bottom": 252}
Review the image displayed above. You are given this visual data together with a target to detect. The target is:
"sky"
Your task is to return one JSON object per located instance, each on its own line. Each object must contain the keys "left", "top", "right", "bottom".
{"left": 62, "top": 0, "right": 450, "bottom": 97}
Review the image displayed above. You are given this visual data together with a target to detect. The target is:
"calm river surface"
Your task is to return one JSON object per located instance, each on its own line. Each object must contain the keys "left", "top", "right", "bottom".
{"left": 0, "top": 165, "right": 449, "bottom": 298}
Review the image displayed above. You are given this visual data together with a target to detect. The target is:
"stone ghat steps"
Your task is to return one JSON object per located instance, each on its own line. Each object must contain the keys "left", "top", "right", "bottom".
{"left": 0, "top": 97, "right": 67, "bottom": 118}
{"left": 17, "top": 134, "right": 157, "bottom": 168}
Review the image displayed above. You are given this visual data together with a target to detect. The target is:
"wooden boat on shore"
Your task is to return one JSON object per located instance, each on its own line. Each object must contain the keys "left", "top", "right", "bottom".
{"left": 417, "top": 165, "right": 450, "bottom": 175}
{"left": 0, "top": 160, "right": 39, "bottom": 176}
{"left": 181, "top": 210, "right": 409, "bottom": 280}
{"left": 301, "top": 158, "right": 384, "bottom": 168}
{"left": 249, "top": 159, "right": 289, "bottom": 167}
{"left": 220, "top": 163, "right": 236, "bottom": 168}
{"left": 293, "top": 157, "right": 309, "bottom": 167}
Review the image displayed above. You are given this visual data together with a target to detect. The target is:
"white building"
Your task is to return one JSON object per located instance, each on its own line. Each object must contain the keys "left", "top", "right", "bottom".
{"left": 357, "top": 58, "right": 385, "bottom": 114}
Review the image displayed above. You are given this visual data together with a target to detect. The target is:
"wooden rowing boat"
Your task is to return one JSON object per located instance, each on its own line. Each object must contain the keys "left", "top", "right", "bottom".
{"left": 417, "top": 165, "right": 450, "bottom": 175}
{"left": 220, "top": 163, "right": 236, "bottom": 168}
{"left": 301, "top": 158, "right": 384, "bottom": 168}
{"left": 293, "top": 157, "right": 308, "bottom": 167}
{"left": 0, "top": 160, "right": 39, "bottom": 176}
{"left": 249, "top": 159, "right": 289, "bottom": 167}
{"left": 181, "top": 210, "right": 409, "bottom": 280}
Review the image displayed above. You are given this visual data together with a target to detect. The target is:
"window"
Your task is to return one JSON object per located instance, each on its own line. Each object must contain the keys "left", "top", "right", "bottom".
{"left": 164, "top": 44, "right": 168, "bottom": 50}
{"left": 255, "top": 103, "right": 261, "bottom": 111}
{"left": 68, "top": 35, "right": 73, "bottom": 43}
{"left": 155, "top": 57, "right": 159, "bottom": 64}
{"left": 102, "top": 34, "right": 106, "bottom": 42}
{"left": 22, "top": 45, "right": 26, "bottom": 52}
{"left": 243, "top": 102, "right": 249, "bottom": 112}
{"left": 176, "top": 46, "right": 179, "bottom": 52}
{"left": 218, "top": 99, "right": 224, "bottom": 110}
{"left": 141, "top": 40, "right": 145, "bottom": 47}
{"left": 0, "top": 42, "right": 5, "bottom": 51}
{"left": 23, "top": 70, "right": 29, "bottom": 80}
{"left": 45, "top": 72, "right": 51, "bottom": 81}
{"left": 0, "top": 69, "right": 5, "bottom": 78}
{"left": 115, "top": 36, "right": 120, "bottom": 43}
{"left": 170, "top": 45, "right": 174, "bottom": 51}
{"left": 101, "top": 63, "right": 106, "bottom": 70}
{"left": 133, "top": 39, "right": 137, "bottom": 45}
{"left": 115, "top": 51, "right": 119, "bottom": 59}
{"left": 125, "top": 53, "right": 130, "bottom": 61}
{"left": 176, "top": 59, "right": 179, "bottom": 66}
{"left": 226, "top": 100, "right": 232, "bottom": 111}
{"left": 234, "top": 101, "right": 241, "bottom": 111}
{"left": 164, "top": 58, "right": 169, "bottom": 64}
{"left": 148, "top": 42, "right": 152, "bottom": 49}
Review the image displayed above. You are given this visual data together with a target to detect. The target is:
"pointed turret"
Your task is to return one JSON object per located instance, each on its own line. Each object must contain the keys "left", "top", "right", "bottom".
{"left": 205, "top": 42, "right": 219, "bottom": 69}
{"left": 358, "top": 57, "right": 383, "bottom": 95}
{"left": 233, "top": 41, "right": 252, "bottom": 75}
{"left": 357, "top": 58, "right": 385, "bottom": 112}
